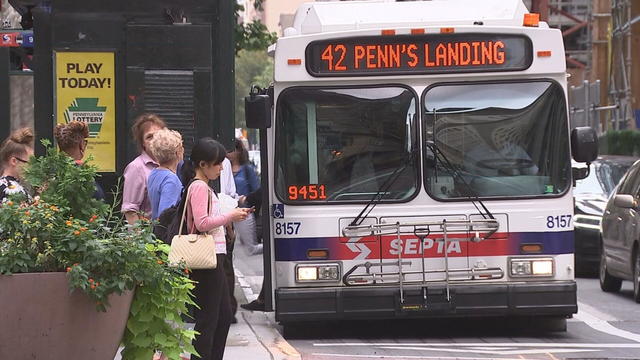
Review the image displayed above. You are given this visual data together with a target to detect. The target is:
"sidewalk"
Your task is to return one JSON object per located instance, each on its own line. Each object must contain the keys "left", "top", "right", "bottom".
{"left": 115, "top": 243, "right": 298, "bottom": 360}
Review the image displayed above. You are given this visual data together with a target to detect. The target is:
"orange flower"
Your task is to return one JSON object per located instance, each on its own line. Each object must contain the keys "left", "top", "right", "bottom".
{"left": 73, "top": 263, "right": 79, "bottom": 267}
{"left": 157, "top": 260, "right": 163, "bottom": 265}
{"left": 80, "top": 227, "right": 87, "bottom": 232}
{"left": 24, "top": 211, "right": 30, "bottom": 216}
{"left": 66, "top": 220, "right": 72, "bottom": 226}
{"left": 184, "top": 269, "right": 190, "bottom": 275}
{"left": 50, "top": 205, "right": 58, "bottom": 212}
{"left": 90, "top": 284, "right": 96, "bottom": 290}
{"left": 66, "top": 267, "right": 72, "bottom": 272}
{"left": 6, "top": 201, "right": 13, "bottom": 206}
{"left": 73, "top": 230, "right": 80, "bottom": 236}
{"left": 95, "top": 282, "right": 100, "bottom": 287}
{"left": 88, "top": 278, "right": 94, "bottom": 283}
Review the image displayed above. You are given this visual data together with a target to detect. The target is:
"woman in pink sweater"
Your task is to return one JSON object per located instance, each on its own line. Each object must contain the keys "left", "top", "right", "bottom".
{"left": 180, "top": 138, "right": 251, "bottom": 360}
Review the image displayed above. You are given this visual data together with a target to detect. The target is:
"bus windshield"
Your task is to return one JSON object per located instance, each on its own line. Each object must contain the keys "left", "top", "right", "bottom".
{"left": 423, "top": 81, "right": 571, "bottom": 199}
{"left": 276, "top": 86, "right": 419, "bottom": 203}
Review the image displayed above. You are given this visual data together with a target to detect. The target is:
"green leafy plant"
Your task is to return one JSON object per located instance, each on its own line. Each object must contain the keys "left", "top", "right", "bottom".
{"left": 0, "top": 141, "right": 197, "bottom": 359}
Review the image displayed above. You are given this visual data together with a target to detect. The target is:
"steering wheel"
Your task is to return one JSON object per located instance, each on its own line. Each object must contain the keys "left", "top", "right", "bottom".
{"left": 476, "top": 158, "right": 536, "bottom": 172}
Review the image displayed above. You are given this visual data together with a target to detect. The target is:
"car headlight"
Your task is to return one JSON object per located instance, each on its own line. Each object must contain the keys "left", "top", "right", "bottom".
{"left": 296, "top": 264, "right": 340, "bottom": 282}
{"left": 509, "top": 258, "right": 554, "bottom": 277}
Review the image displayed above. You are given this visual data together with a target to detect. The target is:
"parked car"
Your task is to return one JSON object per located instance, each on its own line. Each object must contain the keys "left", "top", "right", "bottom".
{"left": 574, "top": 156, "right": 637, "bottom": 275}
{"left": 600, "top": 158, "right": 640, "bottom": 301}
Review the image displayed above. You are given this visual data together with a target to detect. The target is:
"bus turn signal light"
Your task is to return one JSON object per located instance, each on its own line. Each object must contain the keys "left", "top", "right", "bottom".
{"left": 523, "top": 13, "right": 540, "bottom": 27}
{"left": 411, "top": 28, "right": 425, "bottom": 35}
{"left": 381, "top": 29, "right": 395, "bottom": 36}
{"left": 307, "top": 249, "right": 329, "bottom": 259}
{"left": 440, "top": 27, "right": 455, "bottom": 34}
{"left": 287, "top": 58, "right": 302, "bottom": 65}
{"left": 520, "top": 243, "right": 543, "bottom": 253}
{"left": 537, "top": 50, "right": 552, "bottom": 57}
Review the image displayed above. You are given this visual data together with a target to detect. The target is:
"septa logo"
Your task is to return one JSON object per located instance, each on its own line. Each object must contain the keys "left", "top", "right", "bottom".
{"left": 63, "top": 98, "right": 106, "bottom": 138}
{"left": 388, "top": 237, "right": 462, "bottom": 258}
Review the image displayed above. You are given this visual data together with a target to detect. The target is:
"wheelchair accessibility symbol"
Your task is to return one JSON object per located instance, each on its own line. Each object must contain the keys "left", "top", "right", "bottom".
{"left": 272, "top": 204, "right": 284, "bottom": 219}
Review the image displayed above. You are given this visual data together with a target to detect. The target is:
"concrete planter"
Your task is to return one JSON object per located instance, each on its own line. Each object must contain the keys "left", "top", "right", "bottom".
{"left": 0, "top": 272, "right": 134, "bottom": 360}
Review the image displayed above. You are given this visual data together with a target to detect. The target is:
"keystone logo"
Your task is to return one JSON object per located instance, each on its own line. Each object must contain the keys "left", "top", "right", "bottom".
{"left": 63, "top": 98, "right": 106, "bottom": 138}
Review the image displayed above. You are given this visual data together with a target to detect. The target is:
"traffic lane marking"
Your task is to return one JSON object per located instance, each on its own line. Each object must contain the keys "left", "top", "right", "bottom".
{"left": 380, "top": 346, "right": 599, "bottom": 355}
{"left": 575, "top": 301, "right": 640, "bottom": 342}
{"left": 312, "top": 343, "right": 640, "bottom": 348}
{"left": 309, "top": 354, "right": 522, "bottom": 360}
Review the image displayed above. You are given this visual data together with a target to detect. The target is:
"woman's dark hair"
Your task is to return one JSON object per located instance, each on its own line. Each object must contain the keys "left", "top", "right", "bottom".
{"left": 232, "top": 138, "right": 249, "bottom": 165}
{"left": 180, "top": 137, "right": 227, "bottom": 186}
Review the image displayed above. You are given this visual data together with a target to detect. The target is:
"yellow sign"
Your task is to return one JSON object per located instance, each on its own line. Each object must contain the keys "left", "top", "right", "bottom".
{"left": 55, "top": 52, "right": 115, "bottom": 172}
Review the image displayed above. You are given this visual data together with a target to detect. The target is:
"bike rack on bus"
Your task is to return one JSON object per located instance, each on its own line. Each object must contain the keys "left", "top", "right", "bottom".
{"left": 341, "top": 219, "right": 502, "bottom": 305}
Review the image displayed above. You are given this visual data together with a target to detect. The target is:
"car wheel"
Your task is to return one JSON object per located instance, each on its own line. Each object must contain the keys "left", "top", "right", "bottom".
{"left": 600, "top": 245, "right": 622, "bottom": 292}
{"left": 634, "top": 251, "right": 640, "bottom": 303}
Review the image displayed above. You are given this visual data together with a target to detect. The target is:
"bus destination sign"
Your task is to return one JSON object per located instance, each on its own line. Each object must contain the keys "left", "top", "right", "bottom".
{"left": 305, "top": 33, "right": 532, "bottom": 77}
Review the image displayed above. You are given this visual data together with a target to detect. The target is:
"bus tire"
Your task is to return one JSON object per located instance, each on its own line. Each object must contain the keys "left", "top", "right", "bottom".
{"left": 600, "top": 244, "right": 622, "bottom": 292}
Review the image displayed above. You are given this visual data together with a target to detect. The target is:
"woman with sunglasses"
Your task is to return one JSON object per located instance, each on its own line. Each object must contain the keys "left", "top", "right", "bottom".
{"left": 53, "top": 121, "right": 105, "bottom": 200}
{"left": 0, "top": 128, "right": 34, "bottom": 203}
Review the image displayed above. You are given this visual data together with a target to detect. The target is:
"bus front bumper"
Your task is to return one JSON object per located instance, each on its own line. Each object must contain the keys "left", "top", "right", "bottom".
{"left": 275, "top": 281, "right": 577, "bottom": 323}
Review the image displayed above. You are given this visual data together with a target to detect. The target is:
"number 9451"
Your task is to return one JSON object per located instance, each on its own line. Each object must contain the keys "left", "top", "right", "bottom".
{"left": 546, "top": 215, "right": 572, "bottom": 229}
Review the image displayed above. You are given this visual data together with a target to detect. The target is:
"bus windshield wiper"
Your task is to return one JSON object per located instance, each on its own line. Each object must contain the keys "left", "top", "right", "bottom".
{"left": 425, "top": 109, "right": 494, "bottom": 220}
{"left": 349, "top": 148, "right": 418, "bottom": 227}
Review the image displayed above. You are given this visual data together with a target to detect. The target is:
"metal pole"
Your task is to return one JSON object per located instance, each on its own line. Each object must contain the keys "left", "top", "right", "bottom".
{"left": 0, "top": 48, "right": 10, "bottom": 142}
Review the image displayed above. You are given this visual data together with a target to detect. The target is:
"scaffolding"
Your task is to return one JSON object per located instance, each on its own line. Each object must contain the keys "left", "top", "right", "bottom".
{"left": 609, "top": 0, "right": 633, "bottom": 130}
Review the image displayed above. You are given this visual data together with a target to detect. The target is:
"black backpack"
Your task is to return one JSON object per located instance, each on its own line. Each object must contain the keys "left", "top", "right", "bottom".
{"left": 152, "top": 180, "right": 211, "bottom": 244}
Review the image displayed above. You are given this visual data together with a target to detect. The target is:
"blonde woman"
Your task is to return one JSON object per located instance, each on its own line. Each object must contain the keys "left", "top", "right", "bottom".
{"left": 147, "top": 128, "right": 184, "bottom": 219}
{"left": 0, "top": 128, "right": 34, "bottom": 203}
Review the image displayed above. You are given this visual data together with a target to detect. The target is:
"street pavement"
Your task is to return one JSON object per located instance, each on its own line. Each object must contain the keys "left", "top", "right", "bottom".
{"left": 234, "top": 243, "right": 640, "bottom": 360}
{"left": 114, "top": 245, "right": 640, "bottom": 360}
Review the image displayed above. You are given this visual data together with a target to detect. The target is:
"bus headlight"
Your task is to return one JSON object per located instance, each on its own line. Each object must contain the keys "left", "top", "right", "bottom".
{"left": 509, "top": 258, "right": 554, "bottom": 277}
{"left": 295, "top": 264, "right": 340, "bottom": 282}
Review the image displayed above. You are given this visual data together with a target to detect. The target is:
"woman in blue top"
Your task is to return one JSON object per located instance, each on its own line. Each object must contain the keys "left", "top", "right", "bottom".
{"left": 147, "top": 129, "right": 184, "bottom": 219}
{"left": 227, "top": 138, "right": 261, "bottom": 254}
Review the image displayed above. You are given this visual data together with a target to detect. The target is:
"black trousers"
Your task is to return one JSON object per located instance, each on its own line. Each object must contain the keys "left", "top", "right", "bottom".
{"left": 223, "top": 249, "right": 238, "bottom": 316}
{"left": 224, "top": 225, "right": 238, "bottom": 316}
{"left": 190, "top": 254, "right": 232, "bottom": 360}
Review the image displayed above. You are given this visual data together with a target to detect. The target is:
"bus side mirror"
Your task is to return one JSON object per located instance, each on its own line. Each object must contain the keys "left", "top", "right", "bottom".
{"left": 571, "top": 127, "right": 598, "bottom": 163}
{"left": 245, "top": 86, "right": 272, "bottom": 129}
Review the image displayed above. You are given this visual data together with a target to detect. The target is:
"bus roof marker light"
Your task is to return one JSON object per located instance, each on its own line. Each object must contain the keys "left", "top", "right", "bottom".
{"left": 410, "top": 28, "right": 425, "bottom": 35}
{"left": 440, "top": 27, "right": 455, "bottom": 34}
{"left": 287, "top": 58, "right": 302, "bottom": 65}
{"left": 381, "top": 29, "right": 395, "bottom": 36}
{"left": 523, "top": 13, "right": 540, "bottom": 27}
{"left": 537, "top": 50, "right": 552, "bottom": 57}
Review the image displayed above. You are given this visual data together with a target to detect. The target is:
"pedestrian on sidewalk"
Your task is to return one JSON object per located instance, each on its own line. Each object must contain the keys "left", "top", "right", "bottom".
{"left": 147, "top": 128, "right": 184, "bottom": 220}
{"left": 122, "top": 113, "right": 166, "bottom": 224}
{"left": 219, "top": 155, "right": 240, "bottom": 324}
{"left": 180, "top": 137, "right": 252, "bottom": 360}
{"left": 0, "top": 128, "right": 34, "bottom": 203}
{"left": 227, "top": 139, "right": 261, "bottom": 255}
{"left": 53, "top": 121, "right": 105, "bottom": 200}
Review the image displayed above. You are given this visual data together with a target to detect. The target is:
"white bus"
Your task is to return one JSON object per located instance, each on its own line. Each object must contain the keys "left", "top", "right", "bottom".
{"left": 246, "top": 0, "right": 598, "bottom": 330}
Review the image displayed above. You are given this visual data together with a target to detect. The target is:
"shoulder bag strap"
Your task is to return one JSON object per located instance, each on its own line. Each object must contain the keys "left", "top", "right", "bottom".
{"left": 177, "top": 183, "right": 196, "bottom": 236}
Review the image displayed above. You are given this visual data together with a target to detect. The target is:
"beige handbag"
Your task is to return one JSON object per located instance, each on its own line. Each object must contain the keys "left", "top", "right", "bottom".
{"left": 168, "top": 182, "right": 217, "bottom": 269}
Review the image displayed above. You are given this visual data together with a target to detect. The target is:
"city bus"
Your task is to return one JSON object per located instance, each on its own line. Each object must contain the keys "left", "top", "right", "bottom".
{"left": 246, "top": 0, "right": 598, "bottom": 330}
